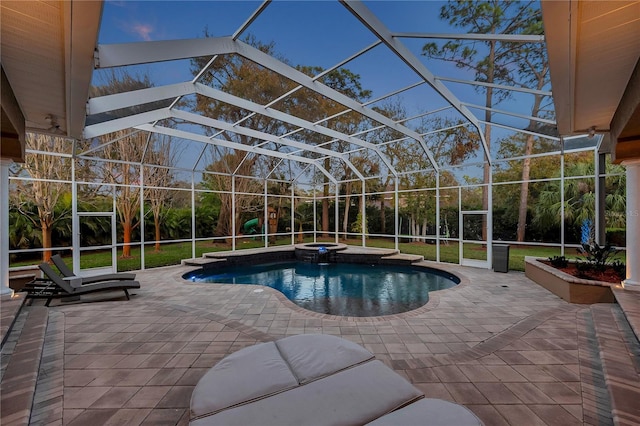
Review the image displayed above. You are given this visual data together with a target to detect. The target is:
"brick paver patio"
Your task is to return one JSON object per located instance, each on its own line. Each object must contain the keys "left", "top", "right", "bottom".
{"left": 2, "top": 257, "right": 639, "bottom": 425}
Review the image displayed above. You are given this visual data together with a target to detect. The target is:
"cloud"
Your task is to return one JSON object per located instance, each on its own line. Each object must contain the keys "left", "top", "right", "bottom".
{"left": 129, "top": 22, "right": 154, "bottom": 41}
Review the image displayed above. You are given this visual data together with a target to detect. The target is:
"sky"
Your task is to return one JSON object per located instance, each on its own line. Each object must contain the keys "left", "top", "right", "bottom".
{"left": 94, "top": 1, "right": 553, "bottom": 173}
{"left": 98, "top": 1, "right": 457, "bottom": 91}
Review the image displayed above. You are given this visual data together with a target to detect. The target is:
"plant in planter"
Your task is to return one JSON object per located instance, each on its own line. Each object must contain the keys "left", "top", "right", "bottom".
{"left": 566, "top": 219, "right": 625, "bottom": 281}
{"left": 548, "top": 255, "right": 568, "bottom": 268}
{"left": 575, "top": 240, "right": 625, "bottom": 281}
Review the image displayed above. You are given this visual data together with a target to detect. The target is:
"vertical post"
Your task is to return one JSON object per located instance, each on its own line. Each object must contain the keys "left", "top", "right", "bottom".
{"left": 112, "top": 187, "right": 117, "bottom": 271}
{"left": 334, "top": 185, "right": 339, "bottom": 244}
{"left": 458, "top": 186, "right": 463, "bottom": 264}
{"left": 291, "top": 183, "right": 295, "bottom": 245}
{"left": 487, "top": 164, "right": 493, "bottom": 269}
{"left": 394, "top": 177, "right": 399, "bottom": 251}
{"left": 232, "top": 175, "right": 236, "bottom": 251}
{"left": 560, "top": 149, "right": 565, "bottom": 256}
{"left": 436, "top": 171, "right": 440, "bottom": 263}
{"left": 264, "top": 180, "right": 268, "bottom": 247}
{"left": 140, "top": 165, "right": 145, "bottom": 270}
{"left": 72, "top": 158, "right": 80, "bottom": 274}
{"left": 191, "top": 172, "right": 196, "bottom": 259}
{"left": 361, "top": 180, "right": 366, "bottom": 247}
{"left": 313, "top": 185, "right": 317, "bottom": 243}
{"left": 596, "top": 152, "right": 606, "bottom": 244}
{"left": 0, "top": 160, "right": 12, "bottom": 294}
{"left": 623, "top": 161, "right": 640, "bottom": 288}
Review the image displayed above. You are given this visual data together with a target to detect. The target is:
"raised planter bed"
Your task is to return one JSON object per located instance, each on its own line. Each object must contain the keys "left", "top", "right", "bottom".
{"left": 524, "top": 256, "right": 616, "bottom": 304}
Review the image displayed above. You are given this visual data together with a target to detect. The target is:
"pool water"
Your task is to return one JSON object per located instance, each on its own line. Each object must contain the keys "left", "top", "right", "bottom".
{"left": 184, "top": 261, "right": 459, "bottom": 317}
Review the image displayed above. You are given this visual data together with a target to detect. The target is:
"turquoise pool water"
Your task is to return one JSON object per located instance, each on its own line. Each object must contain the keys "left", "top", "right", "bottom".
{"left": 184, "top": 261, "right": 459, "bottom": 317}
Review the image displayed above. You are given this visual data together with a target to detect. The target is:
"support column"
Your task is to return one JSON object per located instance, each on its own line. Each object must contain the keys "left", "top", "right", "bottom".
{"left": 623, "top": 160, "right": 640, "bottom": 288}
{"left": 1, "top": 160, "right": 12, "bottom": 294}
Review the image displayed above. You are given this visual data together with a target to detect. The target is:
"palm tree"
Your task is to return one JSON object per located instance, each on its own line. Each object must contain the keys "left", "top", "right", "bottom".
{"left": 531, "top": 161, "right": 626, "bottom": 241}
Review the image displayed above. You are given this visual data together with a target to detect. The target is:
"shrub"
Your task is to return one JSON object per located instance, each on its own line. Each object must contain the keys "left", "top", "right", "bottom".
{"left": 579, "top": 241, "right": 618, "bottom": 272}
{"left": 611, "top": 259, "right": 626, "bottom": 279}
{"left": 574, "top": 260, "right": 593, "bottom": 278}
{"left": 548, "top": 255, "right": 568, "bottom": 268}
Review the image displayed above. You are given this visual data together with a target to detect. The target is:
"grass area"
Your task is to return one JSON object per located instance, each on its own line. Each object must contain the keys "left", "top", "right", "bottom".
{"left": 10, "top": 237, "right": 615, "bottom": 273}
{"left": 360, "top": 239, "right": 565, "bottom": 271}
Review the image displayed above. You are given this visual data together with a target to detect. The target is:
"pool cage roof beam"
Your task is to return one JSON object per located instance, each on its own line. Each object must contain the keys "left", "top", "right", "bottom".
{"left": 86, "top": 80, "right": 398, "bottom": 179}
{"left": 92, "top": 35, "right": 428, "bottom": 174}
{"left": 462, "top": 103, "right": 557, "bottom": 126}
{"left": 135, "top": 123, "right": 338, "bottom": 185}
{"left": 394, "top": 32, "right": 545, "bottom": 43}
{"left": 341, "top": 0, "right": 491, "bottom": 166}
{"left": 435, "top": 76, "right": 552, "bottom": 98}
{"left": 481, "top": 121, "right": 561, "bottom": 142}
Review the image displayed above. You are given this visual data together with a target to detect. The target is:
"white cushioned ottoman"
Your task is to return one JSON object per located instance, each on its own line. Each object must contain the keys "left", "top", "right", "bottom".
{"left": 190, "top": 334, "right": 483, "bottom": 426}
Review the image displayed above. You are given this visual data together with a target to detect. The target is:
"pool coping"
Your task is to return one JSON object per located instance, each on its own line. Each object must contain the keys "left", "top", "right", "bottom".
{"left": 178, "top": 245, "right": 471, "bottom": 322}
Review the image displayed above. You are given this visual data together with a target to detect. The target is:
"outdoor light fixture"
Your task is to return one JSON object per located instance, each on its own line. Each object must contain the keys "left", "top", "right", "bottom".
{"left": 45, "top": 114, "right": 59, "bottom": 129}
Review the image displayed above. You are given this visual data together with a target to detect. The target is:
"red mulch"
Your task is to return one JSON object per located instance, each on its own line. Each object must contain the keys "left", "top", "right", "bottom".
{"left": 542, "top": 261, "right": 623, "bottom": 284}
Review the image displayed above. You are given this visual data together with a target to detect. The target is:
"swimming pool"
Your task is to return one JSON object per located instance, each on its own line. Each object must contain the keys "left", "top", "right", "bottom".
{"left": 184, "top": 261, "right": 459, "bottom": 317}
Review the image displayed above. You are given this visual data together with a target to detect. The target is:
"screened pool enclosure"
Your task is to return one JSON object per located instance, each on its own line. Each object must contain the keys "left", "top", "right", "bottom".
{"left": 2, "top": 1, "right": 637, "bottom": 281}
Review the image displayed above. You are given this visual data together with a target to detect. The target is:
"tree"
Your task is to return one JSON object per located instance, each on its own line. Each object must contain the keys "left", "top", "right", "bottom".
{"left": 191, "top": 34, "right": 372, "bottom": 239}
{"left": 201, "top": 153, "right": 262, "bottom": 238}
{"left": 291, "top": 66, "right": 372, "bottom": 237}
{"left": 532, "top": 158, "right": 595, "bottom": 241}
{"left": 341, "top": 155, "right": 378, "bottom": 237}
{"left": 10, "top": 133, "right": 72, "bottom": 262}
{"left": 500, "top": 13, "right": 553, "bottom": 241}
{"left": 493, "top": 135, "right": 560, "bottom": 239}
{"left": 395, "top": 115, "right": 480, "bottom": 239}
{"left": 89, "top": 69, "right": 157, "bottom": 257}
{"left": 294, "top": 198, "right": 316, "bottom": 243}
{"left": 144, "top": 134, "right": 176, "bottom": 251}
{"left": 423, "top": 0, "right": 543, "bottom": 239}
{"left": 604, "top": 164, "right": 626, "bottom": 229}
{"left": 191, "top": 36, "right": 295, "bottom": 238}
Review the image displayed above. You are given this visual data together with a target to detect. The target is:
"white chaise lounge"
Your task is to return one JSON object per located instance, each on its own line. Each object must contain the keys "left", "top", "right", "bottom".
{"left": 190, "top": 334, "right": 483, "bottom": 425}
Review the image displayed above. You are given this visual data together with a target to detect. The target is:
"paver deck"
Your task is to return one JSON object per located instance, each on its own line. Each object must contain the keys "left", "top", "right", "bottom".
{"left": 2, "top": 256, "right": 639, "bottom": 425}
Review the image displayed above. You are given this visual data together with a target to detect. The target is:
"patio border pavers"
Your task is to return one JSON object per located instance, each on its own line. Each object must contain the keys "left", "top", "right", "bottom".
{"left": 0, "top": 305, "right": 48, "bottom": 426}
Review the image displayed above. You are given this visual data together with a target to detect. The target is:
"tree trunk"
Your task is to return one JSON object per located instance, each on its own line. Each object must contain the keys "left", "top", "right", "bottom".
{"left": 342, "top": 194, "right": 351, "bottom": 238}
{"left": 380, "top": 198, "right": 386, "bottom": 234}
{"left": 154, "top": 214, "right": 162, "bottom": 251}
{"left": 322, "top": 158, "right": 330, "bottom": 237}
{"left": 122, "top": 223, "right": 132, "bottom": 258}
{"left": 322, "top": 198, "right": 329, "bottom": 238}
{"left": 517, "top": 135, "right": 535, "bottom": 241}
{"left": 215, "top": 197, "right": 231, "bottom": 237}
{"left": 411, "top": 215, "right": 417, "bottom": 242}
{"left": 42, "top": 223, "right": 52, "bottom": 262}
{"left": 297, "top": 222, "right": 304, "bottom": 244}
{"left": 517, "top": 76, "right": 544, "bottom": 241}
{"left": 357, "top": 194, "right": 365, "bottom": 237}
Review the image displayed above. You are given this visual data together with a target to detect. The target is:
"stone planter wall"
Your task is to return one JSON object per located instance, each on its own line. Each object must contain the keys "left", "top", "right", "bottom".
{"left": 524, "top": 256, "right": 616, "bottom": 304}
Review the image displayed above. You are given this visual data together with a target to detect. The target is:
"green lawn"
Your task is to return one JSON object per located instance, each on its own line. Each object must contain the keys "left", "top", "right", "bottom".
{"left": 10, "top": 237, "right": 599, "bottom": 272}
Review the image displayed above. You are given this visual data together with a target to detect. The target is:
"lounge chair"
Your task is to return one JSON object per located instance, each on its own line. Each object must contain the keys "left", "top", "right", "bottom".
{"left": 51, "top": 254, "right": 136, "bottom": 284}
{"left": 22, "top": 263, "right": 140, "bottom": 306}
